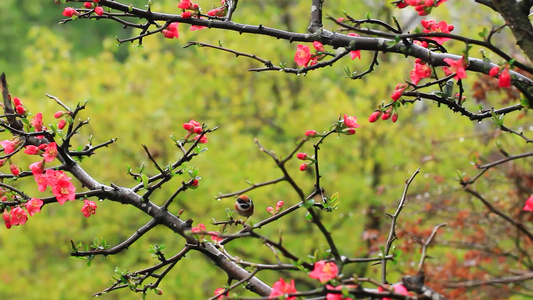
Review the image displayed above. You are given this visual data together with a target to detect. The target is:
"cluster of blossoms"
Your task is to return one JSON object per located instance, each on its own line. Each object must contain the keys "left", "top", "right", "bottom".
{"left": 264, "top": 260, "right": 409, "bottom": 300}
{"left": 190, "top": 223, "right": 224, "bottom": 243}
{"left": 167, "top": 0, "right": 228, "bottom": 36}
{"left": 421, "top": 19, "right": 454, "bottom": 45}
{"left": 368, "top": 108, "right": 398, "bottom": 123}
{"left": 183, "top": 119, "right": 208, "bottom": 143}
{"left": 294, "top": 38, "right": 360, "bottom": 68}
{"left": 299, "top": 115, "right": 360, "bottom": 171}
{"left": 266, "top": 200, "right": 284, "bottom": 215}
{"left": 63, "top": 0, "right": 104, "bottom": 17}
{"left": 1, "top": 97, "right": 96, "bottom": 229}
{"left": 489, "top": 65, "right": 512, "bottom": 88}
{"left": 394, "top": 0, "right": 450, "bottom": 16}
{"left": 3, "top": 198, "right": 43, "bottom": 229}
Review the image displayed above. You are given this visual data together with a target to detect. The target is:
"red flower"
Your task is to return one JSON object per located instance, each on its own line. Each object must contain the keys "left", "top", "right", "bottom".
{"left": 32, "top": 112, "right": 44, "bottom": 131}
{"left": 498, "top": 67, "right": 511, "bottom": 88}
{"left": 49, "top": 170, "right": 76, "bottom": 204}
{"left": 34, "top": 174, "right": 48, "bottom": 192}
{"left": 410, "top": 59, "right": 431, "bottom": 84}
{"left": 29, "top": 161, "right": 44, "bottom": 175}
{"left": 305, "top": 130, "right": 318, "bottom": 137}
{"left": 267, "top": 206, "right": 275, "bottom": 215}
{"left": 24, "top": 145, "right": 40, "bottom": 155}
{"left": 343, "top": 114, "right": 360, "bottom": 129}
{"left": 25, "top": 198, "right": 43, "bottom": 217}
{"left": 43, "top": 142, "right": 58, "bottom": 163}
{"left": 392, "top": 113, "right": 399, "bottom": 123}
{"left": 10, "top": 164, "right": 20, "bottom": 176}
{"left": 421, "top": 20, "right": 453, "bottom": 45}
{"left": 209, "top": 232, "right": 224, "bottom": 243}
{"left": 369, "top": 111, "right": 381, "bottom": 123}
{"left": 391, "top": 83, "right": 408, "bottom": 101}
{"left": 177, "top": 0, "right": 193, "bottom": 9}
{"left": 381, "top": 284, "right": 410, "bottom": 300}
{"left": 294, "top": 44, "right": 312, "bottom": 67}
{"left": 309, "top": 260, "right": 338, "bottom": 282}
{"left": 162, "top": 22, "right": 179, "bottom": 39}
{"left": 3, "top": 210, "right": 11, "bottom": 229}
{"left": 523, "top": 195, "right": 533, "bottom": 211}
{"left": 296, "top": 153, "right": 308, "bottom": 160}
{"left": 299, "top": 163, "right": 308, "bottom": 171}
{"left": 207, "top": 8, "right": 226, "bottom": 17}
{"left": 313, "top": 41, "right": 325, "bottom": 52}
{"left": 84, "top": 2, "right": 94, "bottom": 9}
{"left": 1, "top": 139, "right": 18, "bottom": 154}
{"left": 275, "top": 201, "right": 284, "bottom": 213}
{"left": 181, "top": 11, "right": 192, "bottom": 18}
{"left": 54, "top": 111, "right": 64, "bottom": 118}
{"left": 443, "top": 57, "right": 467, "bottom": 81}
{"left": 95, "top": 6, "right": 104, "bottom": 16}
{"left": 81, "top": 200, "right": 97, "bottom": 217}
{"left": 269, "top": 278, "right": 297, "bottom": 300}
{"left": 193, "top": 135, "right": 208, "bottom": 143}
{"left": 190, "top": 24, "right": 207, "bottom": 31}
{"left": 214, "top": 288, "right": 227, "bottom": 299}
{"left": 326, "top": 285, "right": 351, "bottom": 300}
{"left": 347, "top": 33, "right": 361, "bottom": 60}
{"left": 62, "top": 7, "right": 78, "bottom": 17}
{"left": 11, "top": 207, "right": 28, "bottom": 226}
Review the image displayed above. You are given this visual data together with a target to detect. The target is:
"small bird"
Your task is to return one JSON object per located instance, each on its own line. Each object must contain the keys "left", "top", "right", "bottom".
{"left": 235, "top": 195, "right": 254, "bottom": 219}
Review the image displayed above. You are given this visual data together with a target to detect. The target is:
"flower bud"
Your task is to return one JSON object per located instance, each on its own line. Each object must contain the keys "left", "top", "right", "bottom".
{"left": 368, "top": 111, "right": 381, "bottom": 123}
{"left": 305, "top": 130, "right": 318, "bottom": 137}
{"left": 299, "top": 163, "right": 308, "bottom": 171}
{"left": 296, "top": 152, "right": 308, "bottom": 160}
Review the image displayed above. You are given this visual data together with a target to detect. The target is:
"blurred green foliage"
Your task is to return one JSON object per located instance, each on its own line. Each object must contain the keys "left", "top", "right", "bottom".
{"left": 0, "top": 0, "right": 530, "bottom": 299}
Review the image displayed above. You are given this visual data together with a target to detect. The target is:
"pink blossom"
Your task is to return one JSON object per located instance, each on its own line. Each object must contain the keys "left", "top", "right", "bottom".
{"left": 443, "top": 57, "right": 467, "bottom": 81}
{"left": 523, "top": 195, "right": 533, "bottom": 211}
{"left": 3, "top": 210, "right": 11, "bottom": 229}
{"left": 305, "top": 130, "right": 318, "bottom": 137}
{"left": 43, "top": 142, "right": 58, "bottom": 163}
{"left": 296, "top": 153, "right": 308, "bottom": 160}
{"left": 32, "top": 113, "right": 44, "bottom": 131}
{"left": 269, "top": 278, "right": 297, "bottom": 300}
{"left": 81, "top": 200, "right": 97, "bottom": 217}
{"left": 10, "top": 207, "right": 28, "bottom": 226}
{"left": 343, "top": 114, "right": 360, "bottom": 129}
{"left": 24, "top": 145, "right": 40, "bottom": 155}
{"left": 347, "top": 33, "right": 361, "bottom": 60}
{"left": 25, "top": 198, "right": 44, "bottom": 217}
{"left": 95, "top": 6, "right": 104, "bottom": 16}
{"left": 294, "top": 44, "right": 312, "bottom": 67}
{"left": 1, "top": 140, "right": 18, "bottom": 155}
{"left": 498, "top": 67, "right": 511, "bottom": 88}
{"left": 309, "top": 260, "right": 338, "bottom": 282}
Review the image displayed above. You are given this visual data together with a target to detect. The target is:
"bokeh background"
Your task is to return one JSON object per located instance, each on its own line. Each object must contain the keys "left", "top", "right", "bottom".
{"left": 0, "top": 1, "right": 531, "bottom": 299}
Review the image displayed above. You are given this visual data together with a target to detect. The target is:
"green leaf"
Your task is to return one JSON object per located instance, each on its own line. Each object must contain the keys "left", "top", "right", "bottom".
{"left": 478, "top": 27, "right": 488, "bottom": 39}
{"left": 141, "top": 174, "right": 149, "bottom": 189}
